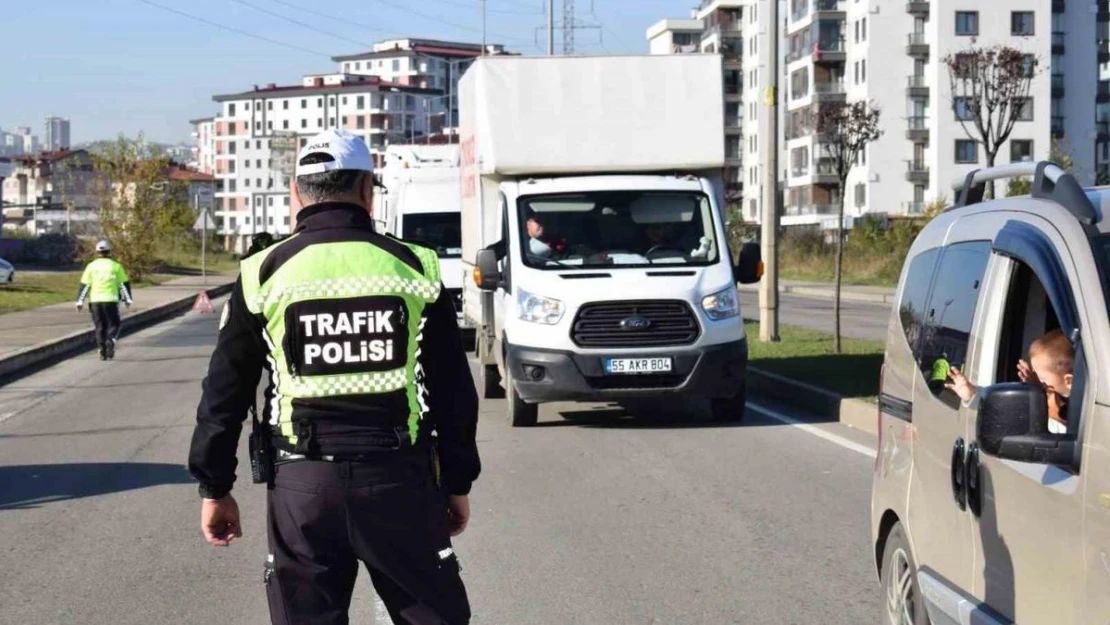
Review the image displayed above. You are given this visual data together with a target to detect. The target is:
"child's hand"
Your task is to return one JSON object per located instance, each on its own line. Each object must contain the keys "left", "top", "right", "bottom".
{"left": 1016, "top": 359, "right": 1041, "bottom": 385}
{"left": 946, "top": 367, "right": 976, "bottom": 403}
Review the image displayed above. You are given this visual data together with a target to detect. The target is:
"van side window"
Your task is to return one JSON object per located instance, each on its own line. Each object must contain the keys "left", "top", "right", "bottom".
{"left": 898, "top": 248, "right": 939, "bottom": 358}
{"left": 918, "top": 241, "right": 991, "bottom": 408}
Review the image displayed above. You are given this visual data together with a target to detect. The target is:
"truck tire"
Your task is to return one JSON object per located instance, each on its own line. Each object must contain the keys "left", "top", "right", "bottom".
{"left": 507, "top": 375, "right": 538, "bottom": 427}
{"left": 709, "top": 387, "right": 747, "bottom": 422}
{"left": 879, "top": 522, "right": 930, "bottom": 625}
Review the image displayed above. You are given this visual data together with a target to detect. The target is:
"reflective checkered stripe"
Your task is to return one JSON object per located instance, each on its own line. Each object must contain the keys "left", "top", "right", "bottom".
{"left": 240, "top": 237, "right": 443, "bottom": 447}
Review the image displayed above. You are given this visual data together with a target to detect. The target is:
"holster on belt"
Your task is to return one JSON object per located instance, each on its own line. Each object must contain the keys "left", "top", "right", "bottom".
{"left": 248, "top": 402, "right": 274, "bottom": 485}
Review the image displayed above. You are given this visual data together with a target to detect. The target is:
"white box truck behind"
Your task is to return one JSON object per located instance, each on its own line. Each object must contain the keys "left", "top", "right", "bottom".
{"left": 374, "top": 145, "right": 469, "bottom": 328}
{"left": 459, "top": 54, "right": 762, "bottom": 426}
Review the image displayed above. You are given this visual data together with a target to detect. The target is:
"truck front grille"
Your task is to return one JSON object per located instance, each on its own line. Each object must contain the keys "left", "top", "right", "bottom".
{"left": 571, "top": 300, "right": 700, "bottom": 348}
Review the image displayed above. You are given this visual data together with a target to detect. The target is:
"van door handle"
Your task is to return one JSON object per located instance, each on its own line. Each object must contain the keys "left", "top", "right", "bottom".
{"left": 951, "top": 437, "right": 967, "bottom": 511}
{"left": 965, "top": 442, "right": 981, "bottom": 518}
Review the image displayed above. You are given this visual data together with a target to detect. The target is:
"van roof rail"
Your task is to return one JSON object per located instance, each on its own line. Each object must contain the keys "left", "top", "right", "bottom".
{"left": 948, "top": 160, "right": 1097, "bottom": 226}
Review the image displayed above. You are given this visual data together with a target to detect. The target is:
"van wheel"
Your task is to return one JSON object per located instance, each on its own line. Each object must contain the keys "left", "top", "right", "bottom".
{"left": 880, "top": 523, "right": 930, "bottom": 625}
{"left": 506, "top": 376, "right": 538, "bottom": 427}
{"left": 709, "top": 388, "right": 747, "bottom": 422}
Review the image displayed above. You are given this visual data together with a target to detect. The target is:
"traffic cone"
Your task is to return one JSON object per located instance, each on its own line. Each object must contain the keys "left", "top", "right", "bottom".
{"left": 192, "top": 291, "right": 216, "bottom": 314}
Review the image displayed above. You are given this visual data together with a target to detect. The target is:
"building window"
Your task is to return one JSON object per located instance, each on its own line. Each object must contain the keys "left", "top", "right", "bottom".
{"left": 329, "top": 98, "right": 335, "bottom": 106}
{"left": 284, "top": 197, "right": 290, "bottom": 206}
{"left": 229, "top": 142, "right": 237, "bottom": 155}
{"left": 268, "top": 196, "right": 273, "bottom": 206}
{"left": 342, "top": 96, "right": 348, "bottom": 105}
{"left": 229, "top": 103, "right": 236, "bottom": 116}
{"left": 284, "top": 216, "right": 291, "bottom": 226}
{"left": 245, "top": 102, "right": 250, "bottom": 111}
{"left": 357, "top": 95, "right": 365, "bottom": 109}
{"left": 301, "top": 99, "right": 307, "bottom": 109}
{"left": 855, "top": 20, "right": 860, "bottom": 43}
{"left": 283, "top": 120, "right": 289, "bottom": 130}
{"left": 1011, "top": 11, "right": 1034, "bottom": 36}
{"left": 256, "top": 216, "right": 262, "bottom": 225}
{"left": 1016, "top": 98, "right": 1034, "bottom": 121}
{"left": 318, "top": 98, "right": 323, "bottom": 107}
{"left": 244, "top": 159, "right": 250, "bottom": 169}
{"left": 228, "top": 180, "right": 237, "bottom": 192}
{"left": 229, "top": 160, "right": 236, "bottom": 173}
{"left": 256, "top": 140, "right": 262, "bottom": 149}
{"left": 283, "top": 100, "right": 289, "bottom": 110}
{"left": 245, "top": 178, "right": 251, "bottom": 188}
{"left": 357, "top": 116, "right": 366, "bottom": 129}
{"left": 255, "top": 121, "right": 261, "bottom": 131}
{"left": 228, "top": 216, "right": 236, "bottom": 228}
{"left": 268, "top": 101, "right": 273, "bottom": 111}
{"left": 256, "top": 159, "right": 262, "bottom": 168}
{"left": 267, "top": 121, "right": 273, "bottom": 130}
{"left": 855, "top": 183, "right": 865, "bottom": 208}
{"left": 955, "top": 139, "right": 978, "bottom": 163}
{"left": 300, "top": 138, "right": 308, "bottom": 148}
{"left": 862, "top": 17, "right": 867, "bottom": 41}
{"left": 301, "top": 119, "right": 307, "bottom": 129}
{"left": 861, "top": 59, "right": 866, "bottom": 82}
{"left": 257, "top": 178, "right": 262, "bottom": 187}
{"left": 345, "top": 62, "right": 351, "bottom": 72}
{"left": 956, "top": 11, "right": 979, "bottom": 36}
{"left": 329, "top": 118, "right": 335, "bottom": 126}
{"left": 318, "top": 118, "right": 323, "bottom": 128}
{"left": 392, "top": 59, "right": 400, "bottom": 72}
{"left": 1011, "top": 140, "right": 1034, "bottom": 162}
{"left": 954, "top": 97, "right": 974, "bottom": 121}
{"left": 269, "top": 216, "right": 274, "bottom": 226}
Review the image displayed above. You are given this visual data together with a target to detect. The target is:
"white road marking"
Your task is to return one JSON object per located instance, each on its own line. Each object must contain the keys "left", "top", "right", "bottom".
{"left": 747, "top": 401, "right": 877, "bottom": 459}
{"left": 373, "top": 596, "right": 390, "bottom": 624}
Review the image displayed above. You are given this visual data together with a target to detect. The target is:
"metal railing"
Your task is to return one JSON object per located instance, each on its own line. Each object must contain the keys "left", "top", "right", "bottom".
{"left": 907, "top": 161, "right": 929, "bottom": 173}
{"left": 907, "top": 33, "right": 927, "bottom": 46}
{"left": 907, "top": 75, "right": 927, "bottom": 88}
{"left": 790, "top": 166, "right": 810, "bottom": 178}
{"left": 1052, "top": 73, "right": 1065, "bottom": 89}
{"left": 814, "top": 81, "right": 846, "bottom": 94}
{"left": 907, "top": 116, "right": 929, "bottom": 130}
{"left": 902, "top": 201, "right": 925, "bottom": 215}
{"left": 785, "top": 204, "right": 841, "bottom": 216}
{"left": 724, "top": 81, "right": 742, "bottom": 95}
{"left": 1052, "top": 32, "right": 1065, "bottom": 47}
{"left": 814, "top": 158, "right": 837, "bottom": 175}
{"left": 1051, "top": 115, "right": 1065, "bottom": 135}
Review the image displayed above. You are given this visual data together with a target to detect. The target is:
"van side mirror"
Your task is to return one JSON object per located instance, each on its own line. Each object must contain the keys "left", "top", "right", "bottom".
{"left": 735, "top": 242, "right": 763, "bottom": 285}
{"left": 473, "top": 248, "right": 502, "bottom": 292}
{"left": 977, "top": 383, "right": 1077, "bottom": 468}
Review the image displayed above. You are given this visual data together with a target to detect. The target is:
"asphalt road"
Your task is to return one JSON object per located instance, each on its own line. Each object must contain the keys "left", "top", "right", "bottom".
{"left": 739, "top": 290, "right": 891, "bottom": 342}
{"left": 0, "top": 304, "right": 881, "bottom": 625}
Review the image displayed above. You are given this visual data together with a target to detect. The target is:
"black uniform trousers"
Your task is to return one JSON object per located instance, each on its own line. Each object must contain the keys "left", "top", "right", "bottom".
{"left": 89, "top": 303, "right": 121, "bottom": 353}
{"left": 265, "top": 449, "right": 470, "bottom": 625}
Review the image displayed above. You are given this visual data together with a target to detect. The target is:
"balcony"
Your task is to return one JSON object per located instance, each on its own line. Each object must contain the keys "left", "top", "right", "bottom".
{"left": 724, "top": 81, "right": 742, "bottom": 97}
{"left": 1099, "top": 39, "right": 1110, "bottom": 64}
{"left": 813, "top": 81, "right": 847, "bottom": 100}
{"left": 906, "top": 33, "right": 929, "bottom": 57}
{"left": 790, "top": 165, "right": 810, "bottom": 178}
{"left": 1097, "top": 120, "right": 1110, "bottom": 139}
{"left": 905, "top": 161, "right": 930, "bottom": 184}
{"left": 1051, "top": 115, "right": 1065, "bottom": 137}
{"left": 725, "top": 115, "right": 744, "bottom": 130}
{"left": 906, "top": 116, "right": 929, "bottom": 141}
{"left": 906, "top": 75, "right": 928, "bottom": 97}
{"left": 901, "top": 201, "right": 926, "bottom": 215}
{"left": 1052, "top": 0, "right": 1064, "bottom": 12}
{"left": 725, "top": 151, "right": 743, "bottom": 165}
{"left": 1051, "top": 73, "right": 1065, "bottom": 98}
{"left": 814, "top": 40, "right": 846, "bottom": 63}
{"left": 813, "top": 0, "right": 847, "bottom": 18}
{"left": 813, "top": 158, "right": 839, "bottom": 184}
{"left": 1052, "top": 32, "right": 1065, "bottom": 55}
{"left": 784, "top": 204, "right": 841, "bottom": 217}
{"left": 1099, "top": 82, "right": 1110, "bottom": 103}
{"left": 906, "top": 0, "right": 929, "bottom": 16}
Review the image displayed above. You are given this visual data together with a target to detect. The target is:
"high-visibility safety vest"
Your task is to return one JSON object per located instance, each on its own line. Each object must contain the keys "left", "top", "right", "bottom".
{"left": 80, "top": 257, "right": 131, "bottom": 303}
{"left": 240, "top": 236, "right": 442, "bottom": 449}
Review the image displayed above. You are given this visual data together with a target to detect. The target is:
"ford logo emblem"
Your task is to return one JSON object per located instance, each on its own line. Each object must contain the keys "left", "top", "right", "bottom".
{"left": 620, "top": 316, "right": 652, "bottom": 330}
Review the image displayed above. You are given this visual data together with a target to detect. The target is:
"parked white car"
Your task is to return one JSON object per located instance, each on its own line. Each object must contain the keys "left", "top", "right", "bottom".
{"left": 0, "top": 257, "right": 13, "bottom": 283}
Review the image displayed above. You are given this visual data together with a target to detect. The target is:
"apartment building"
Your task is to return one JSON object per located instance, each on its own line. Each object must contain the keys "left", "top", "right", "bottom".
{"left": 207, "top": 75, "right": 443, "bottom": 253}
{"left": 648, "top": 0, "right": 748, "bottom": 212}
{"left": 652, "top": 0, "right": 1101, "bottom": 226}
{"left": 333, "top": 39, "right": 505, "bottom": 131}
{"left": 44, "top": 116, "right": 71, "bottom": 152}
{"left": 0, "top": 149, "right": 100, "bottom": 235}
{"left": 189, "top": 117, "right": 216, "bottom": 176}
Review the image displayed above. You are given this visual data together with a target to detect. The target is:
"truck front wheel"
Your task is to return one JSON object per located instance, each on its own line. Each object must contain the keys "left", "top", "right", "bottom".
{"left": 477, "top": 336, "right": 504, "bottom": 399}
{"left": 507, "top": 375, "right": 539, "bottom": 427}
{"left": 709, "top": 387, "right": 747, "bottom": 422}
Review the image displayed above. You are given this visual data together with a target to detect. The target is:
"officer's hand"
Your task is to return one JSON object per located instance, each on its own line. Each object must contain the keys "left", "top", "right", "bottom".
{"left": 201, "top": 495, "right": 242, "bottom": 547}
{"left": 447, "top": 495, "right": 469, "bottom": 537}
{"left": 76, "top": 303, "right": 83, "bottom": 312}
{"left": 125, "top": 301, "right": 132, "bottom": 309}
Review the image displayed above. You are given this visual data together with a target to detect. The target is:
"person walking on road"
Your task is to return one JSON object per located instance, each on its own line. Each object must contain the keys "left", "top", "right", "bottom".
{"left": 188, "top": 128, "right": 480, "bottom": 625}
{"left": 76, "top": 240, "right": 132, "bottom": 361}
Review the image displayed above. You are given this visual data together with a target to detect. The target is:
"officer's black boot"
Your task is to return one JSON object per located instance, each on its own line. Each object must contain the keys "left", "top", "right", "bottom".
{"left": 99, "top": 345, "right": 107, "bottom": 361}
{"left": 106, "top": 339, "right": 115, "bottom": 360}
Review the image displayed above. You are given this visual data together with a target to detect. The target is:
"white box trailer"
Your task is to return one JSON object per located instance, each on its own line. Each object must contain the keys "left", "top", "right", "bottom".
{"left": 459, "top": 54, "right": 762, "bottom": 426}
{"left": 373, "top": 144, "right": 469, "bottom": 327}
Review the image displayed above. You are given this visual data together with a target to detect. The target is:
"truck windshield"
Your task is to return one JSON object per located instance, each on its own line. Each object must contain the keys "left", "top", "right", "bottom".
{"left": 518, "top": 191, "right": 719, "bottom": 270}
{"left": 401, "top": 212, "right": 462, "bottom": 259}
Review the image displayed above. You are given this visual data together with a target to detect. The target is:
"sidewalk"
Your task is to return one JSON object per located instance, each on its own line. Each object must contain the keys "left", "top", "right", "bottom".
{"left": 738, "top": 280, "right": 896, "bottom": 305}
{"left": 0, "top": 274, "right": 235, "bottom": 375}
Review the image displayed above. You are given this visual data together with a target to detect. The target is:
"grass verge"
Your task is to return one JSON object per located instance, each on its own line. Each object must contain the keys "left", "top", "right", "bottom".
{"left": 745, "top": 321, "right": 885, "bottom": 400}
{"left": 0, "top": 269, "right": 207, "bottom": 315}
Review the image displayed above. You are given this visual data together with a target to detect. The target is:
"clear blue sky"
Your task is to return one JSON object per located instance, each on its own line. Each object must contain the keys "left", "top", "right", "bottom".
{"left": 1, "top": 0, "right": 686, "bottom": 145}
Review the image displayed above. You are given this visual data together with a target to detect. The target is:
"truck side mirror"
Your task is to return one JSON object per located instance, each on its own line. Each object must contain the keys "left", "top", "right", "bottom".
{"left": 977, "top": 382, "right": 1077, "bottom": 468}
{"left": 473, "top": 248, "right": 503, "bottom": 292}
{"left": 735, "top": 242, "right": 763, "bottom": 285}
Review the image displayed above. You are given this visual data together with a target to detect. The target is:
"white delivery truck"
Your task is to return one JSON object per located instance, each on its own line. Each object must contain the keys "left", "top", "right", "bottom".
{"left": 459, "top": 54, "right": 762, "bottom": 426}
{"left": 373, "top": 145, "right": 470, "bottom": 328}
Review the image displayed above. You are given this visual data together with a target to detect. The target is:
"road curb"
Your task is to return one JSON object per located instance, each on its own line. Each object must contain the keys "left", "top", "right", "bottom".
{"left": 0, "top": 282, "right": 235, "bottom": 386}
{"left": 747, "top": 366, "right": 877, "bottom": 437}
{"left": 739, "top": 284, "right": 895, "bottom": 305}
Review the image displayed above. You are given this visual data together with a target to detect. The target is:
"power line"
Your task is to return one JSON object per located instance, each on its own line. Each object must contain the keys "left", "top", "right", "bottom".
{"left": 367, "top": 0, "right": 537, "bottom": 44}
{"left": 263, "top": 0, "right": 400, "bottom": 35}
{"left": 228, "top": 0, "right": 372, "bottom": 47}
{"left": 133, "top": 0, "right": 332, "bottom": 59}
{"left": 419, "top": 0, "right": 543, "bottom": 16}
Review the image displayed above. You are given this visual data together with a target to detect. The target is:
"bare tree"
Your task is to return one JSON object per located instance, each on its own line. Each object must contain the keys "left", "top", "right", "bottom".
{"left": 945, "top": 46, "right": 1039, "bottom": 198}
{"left": 814, "top": 100, "right": 882, "bottom": 354}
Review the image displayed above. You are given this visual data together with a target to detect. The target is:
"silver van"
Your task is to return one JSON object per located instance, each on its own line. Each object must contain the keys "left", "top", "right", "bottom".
{"left": 871, "top": 162, "right": 1110, "bottom": 624}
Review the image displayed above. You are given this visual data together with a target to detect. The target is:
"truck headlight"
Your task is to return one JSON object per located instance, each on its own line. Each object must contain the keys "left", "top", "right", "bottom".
{"left": 518, "top": 289, "right": 565, "bottom": 325}
{"left": 701, "top": 286, "right": 739, "bottom": 320}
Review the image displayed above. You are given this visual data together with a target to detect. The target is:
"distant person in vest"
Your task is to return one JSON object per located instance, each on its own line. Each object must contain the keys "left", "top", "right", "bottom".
{"left": 188, "top": 128, "right": 480, "bottom": 625}
{"left": 76, "top": 240, "right": 132, "bottom": 361}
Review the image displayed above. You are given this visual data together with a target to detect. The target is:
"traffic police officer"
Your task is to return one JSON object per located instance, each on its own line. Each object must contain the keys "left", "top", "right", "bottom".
{"left": 76, "top": 240, "right": 132, "bottom": 361}
{"left": 187, "top": 129, "right": 480, "bottom": 625}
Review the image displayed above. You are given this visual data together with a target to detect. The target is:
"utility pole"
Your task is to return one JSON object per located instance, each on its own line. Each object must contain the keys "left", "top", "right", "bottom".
{"left": 481, "top": 0, "right": 487, "bottom": 56}
{"left": 548, "top": 0, "right": 555, "bottom": 55}
{"left": 197, "top": 192, "right": 207, "bottom": 286}
{"left": 563, "top": 0, "right": 575, "bottom": 55}
{"left": 758, "top": 0, "right": 781, "bottom": 342}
